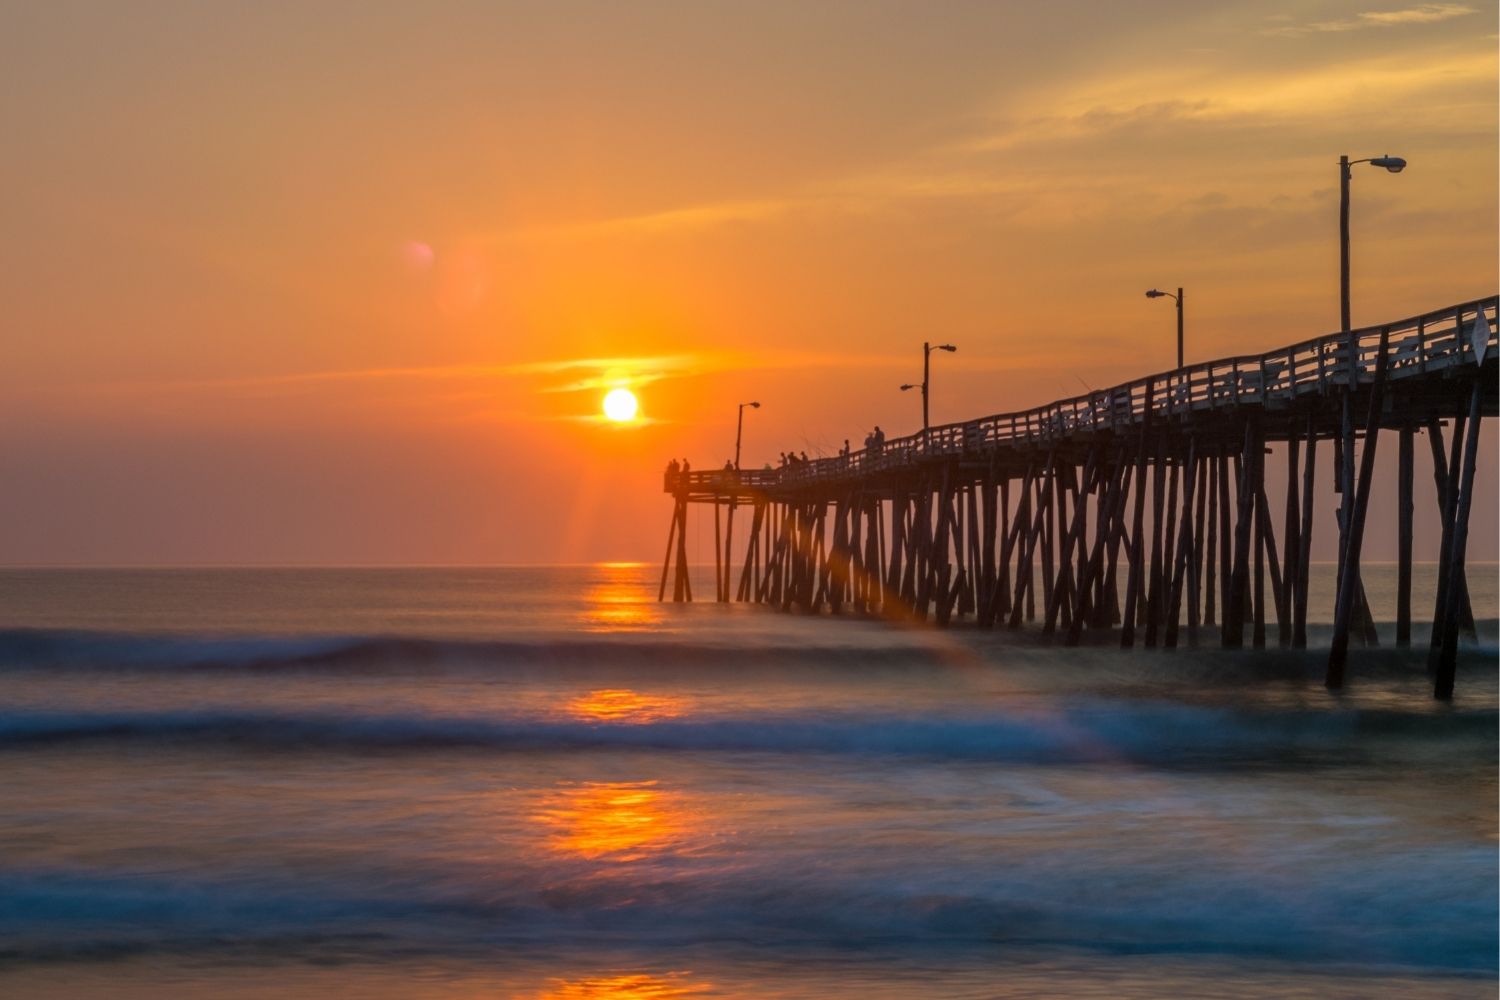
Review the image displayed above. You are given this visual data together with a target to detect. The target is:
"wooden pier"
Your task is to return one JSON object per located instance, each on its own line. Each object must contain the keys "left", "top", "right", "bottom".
{"left": 661, "top": 297, "right": 1498, "bottom": 698}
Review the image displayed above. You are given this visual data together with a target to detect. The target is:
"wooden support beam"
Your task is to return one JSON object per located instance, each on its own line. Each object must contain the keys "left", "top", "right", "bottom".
{"left": 1046, "top": 446, "right": 1098, "bottom": 635}
{"left": 901, "top": 491, "right": 922, "bottom": 612}
{"left": 811, "top": 503, "right": 831, "bottom": 612}
{"left": 991, "top": 460, "right": 1034, "bottom": 626}
{"left": 674, "top": 497, "right": 693, "bottom": 603}
{"left": 1188, "top": 452, "right": 1207, "bottom": 633}
{"left": 996, "top": 475, "right": 1012, "bottom": 622}
{"left": 1010, "top": 450, "right": 1057, "bottom": 630}
{"left": 658, "top": 499, "right": 679, "bottom": 602}
{"left": 1165, "top": 437, "right": 1199, "bottom": 649}
{"left": 1159, "top": 447, "right": 1181, "bottom": 640}
{"left": 1072, "top": 447, "right": 1126, "bottom": 644}
{"left": 1281, "top": 434, "right": 1301, "bottom": 645}
{"left": 1120, "top": 429, "right": 1150, "bottom": 649}
{"left": 1435, "top": 380, "right": 1484, "bottom": 699}
{"left": 1426, "top": 419, "right": 1477, "bottom": 645}
{"left": 1102, "top": 463, "right": 1132, "bottom": 628}
{"left": 1218, "top": 449, "right": 1233, "bottom": 643}
{"left": 737, "top": 501, "right": 765, "bottom": 602}
{"left": 1396, "top": 426, "right": 1414, "bottom": 645}
{"left": 886, "top": 489, "right": 906, "bottom": 615}
{"left": 868, "top": 496, "right": 884, "bottom": 615}
{"left": 913, "top": 479, "right": 937, "bottom": 621}
{"left": 1144, "top": 437, "right": 1169, "bottom": 648}
{"left": 964, "top": 482, "right": 982, "bottom": 618}
{"left": 1328, "top": 327, "right": 1391, "bottom": 688}
{"left": 826, "top": 497, "right": 849, "bottom": 614}
{"left": 1225, "top": 423, "right": 1256, "bottom": 648}
{"left": 1294, "top": 419, "right": 1316, "bottom": 648}
{"left": 713, "top": 499, "right": 724, "bottom": 603}
{"left": 978, "top": 471, "right": 998, "bottom": 626}
{"left": 1041, "top": 462, "right": 1058, "bottom": 622}
{"left": 1203, "top": 450, "right": 1218, "bottom": 627}
{"left": 933, "top": 463, "right": 958, "bottom": 626}
{"left": 1255, "top": 481, "right": 1287, "bottom": 646}
{"left": 1252, "top": 448, "right": 1266, "bottom": 650}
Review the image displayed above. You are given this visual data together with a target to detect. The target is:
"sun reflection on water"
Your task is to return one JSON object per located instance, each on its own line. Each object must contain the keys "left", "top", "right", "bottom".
{"left": 580, "top": 563, "right": 661, "bottom": 631}
{"left": 537, "top": 973, "right": 711, "bottom": 999}
{"left": 567, "top": 688, "right": 685, "bottom": 723}
{"left": 537, "top": 781, "right": 690, "bottom": 861}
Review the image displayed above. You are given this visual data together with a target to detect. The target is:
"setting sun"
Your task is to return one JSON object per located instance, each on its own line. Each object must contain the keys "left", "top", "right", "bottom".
{"left": 602, "top": 388, "right": 639, "bottom": 422}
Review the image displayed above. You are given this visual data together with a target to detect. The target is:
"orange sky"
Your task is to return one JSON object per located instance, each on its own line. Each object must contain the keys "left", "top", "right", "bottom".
{"left": 1, "top": 1, "right": 1495, "bottom": 565}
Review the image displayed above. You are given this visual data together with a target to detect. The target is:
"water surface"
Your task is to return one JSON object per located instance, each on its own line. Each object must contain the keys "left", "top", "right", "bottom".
{"left": 0, "top": 565, "right": 1494, "bottom": 998}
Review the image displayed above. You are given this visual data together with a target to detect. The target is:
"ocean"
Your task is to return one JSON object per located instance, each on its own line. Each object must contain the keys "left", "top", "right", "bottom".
{"left": 0, "top": 564, "right": 1495, "bottom": 998}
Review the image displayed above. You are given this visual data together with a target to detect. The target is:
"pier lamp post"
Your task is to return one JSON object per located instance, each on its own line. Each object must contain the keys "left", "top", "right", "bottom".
{"left": 1326, "top": 153, "right": 1405, "bottom": 688}
{"left": 734, "top": 401, "right": 760, "bottom": 470}
{"left": 1144, "top": 287, "right": 1184, "bottom": 369}
{"left": 900, "top": 342, "right": 957, "bottom": 435}
{"left": 1340, "top": 154, "right": 1406, "bottom": 334}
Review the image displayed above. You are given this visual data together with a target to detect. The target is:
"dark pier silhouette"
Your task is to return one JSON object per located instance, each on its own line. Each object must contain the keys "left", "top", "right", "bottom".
{"left": 661, "top": 297, "right": 1497, "bottom": 698}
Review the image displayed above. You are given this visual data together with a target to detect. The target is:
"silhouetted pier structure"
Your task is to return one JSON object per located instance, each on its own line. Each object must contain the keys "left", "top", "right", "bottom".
{"left": 661, "top": 297, "right": 1498, "bottom": 698}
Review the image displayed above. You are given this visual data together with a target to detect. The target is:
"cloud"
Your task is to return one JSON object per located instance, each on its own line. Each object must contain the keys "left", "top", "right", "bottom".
{"left": 478, "top": 33, "right": 1492, "bottom": 249}
{"left": 958, "top": 46, "right": 1495, "bottom": 155}
{"left": 507, "top": 199, "right": 794, "bottom": 241}
{"left": 1266, "top": 3, "right": 1476, "bottom": 36}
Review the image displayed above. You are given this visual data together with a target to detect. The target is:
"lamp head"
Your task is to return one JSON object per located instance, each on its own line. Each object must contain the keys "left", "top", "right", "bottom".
{"left": 937, "top": 344, "right": 957, "bottom": 353}
{"left": 1369, "top": 155, "right": 1406, "bottom": 174}
{"left": 900, "top": 383, "right": 917, "bottom": 391}
{"left": 748, "top": 401, "right": 761, "bottom": 408}
{"left": 1145, "top": 289, "right": 1167, "bottom": 299}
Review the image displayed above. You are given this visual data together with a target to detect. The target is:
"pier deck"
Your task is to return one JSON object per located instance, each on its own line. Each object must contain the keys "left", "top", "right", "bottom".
{"left": 661, "top": 297, "right": 1498, "bottom": 698}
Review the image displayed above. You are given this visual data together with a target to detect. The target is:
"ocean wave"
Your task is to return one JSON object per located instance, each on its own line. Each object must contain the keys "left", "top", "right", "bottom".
{"left": 5, "top": 627, "right": 1496, "bottom": 686}
{"left": 1, "top": 850, "right": 1493, "bottom": 973}
{"left": 0, "top": 628, "right": 948, "bottom": 674}
{"left": 1, "top": 702, "right": 1489, "bottom": 763}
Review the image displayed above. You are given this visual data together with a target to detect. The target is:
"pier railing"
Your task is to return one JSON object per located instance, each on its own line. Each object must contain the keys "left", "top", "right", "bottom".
{"left": 668, "top": 297, "right": 1495, "bottom": 493}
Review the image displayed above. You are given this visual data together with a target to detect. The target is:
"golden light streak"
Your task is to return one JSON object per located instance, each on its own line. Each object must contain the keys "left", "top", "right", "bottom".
{"left": 536, "top": 781, "right": 689, "bottom": 861}
{"left": 537, "top": 973, "right": 711, "bottom": 1000}
{"left": 566, "top": 689, "right": 684, "bottom": 723}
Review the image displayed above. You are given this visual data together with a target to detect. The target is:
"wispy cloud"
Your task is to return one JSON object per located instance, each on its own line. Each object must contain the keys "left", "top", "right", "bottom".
{"left": 86, "top": 348, "right": 915, "bottom": 405}
{"left": 478, "top": 33, "right": 1491, "bottom": 249}
{"left": 508, "top": 199, "right": 794, "bottom": 241}
{"left": 127, "top": 355, "right": 706, "bottom": 395}
{"left": 1266, "top": 3, "right": 1476, "bottom": 36}
{"left": 959, "top": 47, "right": 1495, "bottom": 152}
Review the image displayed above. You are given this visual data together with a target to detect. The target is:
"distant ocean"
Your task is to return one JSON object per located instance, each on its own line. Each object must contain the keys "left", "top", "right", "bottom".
{"left": 0, "top": 564, "right": 1495, "bottom": 999}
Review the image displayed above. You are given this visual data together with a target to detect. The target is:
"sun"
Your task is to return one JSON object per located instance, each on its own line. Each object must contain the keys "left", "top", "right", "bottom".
{"left": 602, "top": 388, "right": 639, "bottom": 423}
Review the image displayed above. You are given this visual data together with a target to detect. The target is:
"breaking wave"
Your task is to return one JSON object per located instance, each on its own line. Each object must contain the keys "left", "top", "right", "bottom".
{"left": 2, "top": 701, "right": 1489, "bottom": 765}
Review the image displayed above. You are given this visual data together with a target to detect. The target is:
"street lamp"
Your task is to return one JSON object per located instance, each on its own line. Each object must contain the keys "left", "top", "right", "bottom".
{"left": 899, "top": 342, "right": 957, "bottom": 433}
{"left": 734, "top": 401, "right": 760, "bottom": 470}
{"left": 1144, "top": 287, "right": 1184, "bottom": 369}
{"left": 1340, "top": 154, "right": 1406, "bottom": 333}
